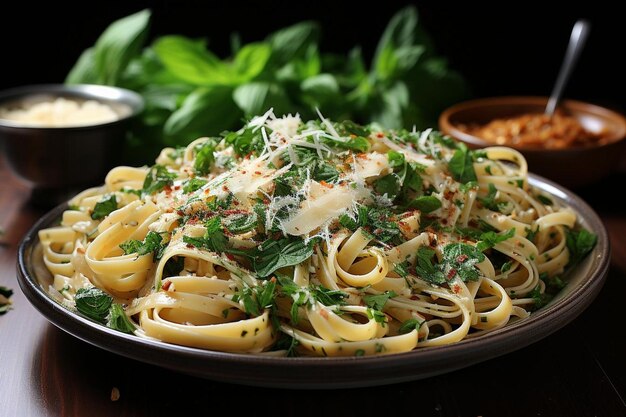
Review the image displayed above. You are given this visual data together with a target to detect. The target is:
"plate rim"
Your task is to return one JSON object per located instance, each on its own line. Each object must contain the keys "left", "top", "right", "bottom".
{"left": 16, "top": 173, "right": 610, "bottom": 389}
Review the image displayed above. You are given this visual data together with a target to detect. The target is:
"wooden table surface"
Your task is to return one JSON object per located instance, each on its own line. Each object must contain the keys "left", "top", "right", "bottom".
{"left": 2, "top": 160, "right": 626, "bottom": 417}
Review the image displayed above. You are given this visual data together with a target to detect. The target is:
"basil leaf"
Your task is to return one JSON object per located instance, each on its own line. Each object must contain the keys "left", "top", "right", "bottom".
{"left": 233, "top": 82, "right": 290, "bottom": 117}
{"left": 267, "top": 21, "right": 319, "bottom": 65}
{"left": 119, "top": 231, "right": 166, "bottom": 259}
{"left": 253, "top": 238, "right": 315, "bottom": 277}
{"left": 476, "top": 228, "right": 515, "bottom": 252}
{"left": 566, "top": 228, "right": 597, "bottom": 268}
{"left": 448, "top": 143, "right": 477, "bottom": 184}
{"left": 233, "top": 42, "right": 272, "bottom": 82}
{"left": 91, "top": 194, "right": 118, "bottom": 220}
{"left": 107, "top": 304, "right": 136, "bottom": 334}
{"left": 225, "top": 212, "right": 258, "bottom": 234}
{"left": 164, "top": 86, "right": 242, "bottom": 144}
{"left": 363, "top": 291, "right": 397, "bottom": 311}
{"left": 441, "top": 243, "right": 485, "bottom": 282}
{"left": 193, "top": 139, "right": 218, "bottom": 175}
{"left": 182, "top": 178, "right": 207, "bottom": 193}
{"left": 141, "top": 164, "right": 176, "bottom": 197}
{"left": 75, "top": 287, "right": 113, "bottom": 324}
{"left": 153, "top": 35, "right": 233, "bottom": 85}
{"left": 409, "top": 195, "right": 441, "bottom": 213}
{"left": 88, "top": 9, "right": 150, "bottom": 85}
{"left": 399, "top": 318, "right": 421, "bottom": 334}
{"left": 414, "top": 247, "right": 446, "bottom": 285}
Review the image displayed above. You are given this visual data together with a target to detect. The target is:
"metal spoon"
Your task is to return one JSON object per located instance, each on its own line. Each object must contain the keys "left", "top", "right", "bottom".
{"left": 545, "top": 19, "right": 591, "bottom": 117}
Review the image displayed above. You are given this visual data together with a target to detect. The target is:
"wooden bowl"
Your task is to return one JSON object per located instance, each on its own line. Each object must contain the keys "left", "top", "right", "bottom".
{"left": 439, "top": 96, "right": 626, "bottom": 188}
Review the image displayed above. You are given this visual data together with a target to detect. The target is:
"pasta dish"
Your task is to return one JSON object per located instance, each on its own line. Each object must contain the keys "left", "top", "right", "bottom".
{"left": 38, "top": 110, "right": 595, "bottom": 357}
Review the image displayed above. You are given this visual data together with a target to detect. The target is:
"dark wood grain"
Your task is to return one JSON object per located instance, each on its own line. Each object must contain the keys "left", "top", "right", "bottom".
{"left": 2, "top": 160, "right": 625, "bottom": 417}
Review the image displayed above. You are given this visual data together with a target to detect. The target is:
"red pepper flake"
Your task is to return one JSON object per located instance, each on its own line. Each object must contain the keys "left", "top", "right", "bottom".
{"left": 263, "top": 198, "right": 270, "bottom": 205}
{"left": 162, "top": 280, "right": 172, "bottom": 291}
{"left": 456, "top": 254, "right": 469, "bottom": 263}
{"left": 319, "top": 180, "right": 333, "bottom": 188}
{"left": 186, "top": 243, "right": 194, "bottom": 249}
{"left": 177, "top": 210, "right": 184, "bottom": 216}
{"left": 254, "top": 171, "right": 262, "bottom": 175}
{"left": 233, "top": 200, "right": 240, "bottom": 206}
{"left": 173, "top": 185, "right": 181, "bottom": 190}
{"left": 203, "top": 188, "right": 210, "bottom": 194}
{"left": 222, "top": 185, "right": 229, "bottom": 192}
{"left": 447, "top": 268, "right": 457, "bottom": 280}
{"left": 319, "top": 308, "right": 329, "bottom": 319}
{"left": 376, "top": 132, "right": 385, "bottom": 138}
{"left": 223, "top": 209, "right": 247, "bottom": 216}
{"left": 225, "top": 253, "right": 235, "bottom": 261}
{"left": 270, "top": 276, "right": 277, "bottom": 283}
{"left": 410, "top": 295, "right": 419, "bottom": 300}
{"left": 164, "top": 185, "right": 172, "bottom": 194}
{"left": 452, "top": 284, "right": 462, "bottom": 294}
{"left": 241, "top": 170, "right": 247, "bottom": 174}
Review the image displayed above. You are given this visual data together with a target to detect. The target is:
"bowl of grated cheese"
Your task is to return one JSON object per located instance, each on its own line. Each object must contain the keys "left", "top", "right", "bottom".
{"left": 0, "top": 84, "right": 143, "bottom": 200}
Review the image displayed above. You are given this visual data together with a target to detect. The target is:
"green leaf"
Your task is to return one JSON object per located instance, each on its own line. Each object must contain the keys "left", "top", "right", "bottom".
{"left": 92, "top": 9, "right": 151, "bottom": 85}
{"left": 363, "top": 291, "right": 397, "bottom": 311}
{"left": 409, "top": 195, "right": 441, "bottom": 213}
{"left": 448, "top": 143, "right": 477, "bottom": 184}
{"left": 388, "top": 150, "right": 406, "bottom": 169}
{"left": 399, "top": 318, "right": 421, "bottom": 334}
{"left": 374, "top": 174, "right": 401, "bottom": 198}
{"left": 225, "top": 212, "right": 258, "bottom": 234}
{"left": 153, "top": 35, "right": 233, "bottom": 85}
{"left": 182, "top": 178, "right": 207, "bottom": 193}
{"left": 253, "top": 238, "right": 315, "bottom": 277}
{"left": 441, "top": 243, "right": 485, "bottom": 282}
{"left": 233, "top": 82, "right": 290, "bottom": 117}
{"left": 566, "top": 228, "right": 597, "bottom": 268}
{"left": 373, "top": 6, "right": 418, "bottom": 77}
{"left": 300, "top": 73, "right": 340, "bottom": 105}
{"left": 267, "top": 21, "right": 319, "bottom": 65}
{"left": 371, "top": 81, "right": 409, "bottom": 129}
{"left": 182, "top": 217, "right": 228, "bottom": 253}
{"left": 65, "top": 48, "right": 98, "bottom": 84}
{"left": 119, "top": 231, "right": 165, "bottom": 259}
{"left": 414, "top": 247, "right": 446, "bottom": 284}
{"left": 311, "top": 286, "right": 348, "bottom": 307}
{"left": 223, "top": 125, "right": 266, "bottom": 157}
{"left": 193, "top": 139, "right": 218, "bottom": 175}
{"left": 141, "top": 164, "right": 177, "bottom": 197}
{"left": 233, "top": 42, "right": 272, "bottom": 82}
{"left": 75, "top": 287, "right": 113, "bottom": 324}
{"left": 0, "top": 285, "right": 13, "bottom": 299}
{"left": 476, "top": 228, "right": 515, "bottom": 252}
{"left": 164, "top": 86, "right": 242, "bottom": 144}
{"left": 91, "top": 194, "right": 118, "bottom": 220}
{"left": 107, "top": 304, "right": 136, "bottom": 334}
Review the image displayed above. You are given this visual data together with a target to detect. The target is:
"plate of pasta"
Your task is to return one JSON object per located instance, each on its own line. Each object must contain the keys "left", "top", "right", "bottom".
{"left": 17, "top": 111, "right": 609, "bottom": 388}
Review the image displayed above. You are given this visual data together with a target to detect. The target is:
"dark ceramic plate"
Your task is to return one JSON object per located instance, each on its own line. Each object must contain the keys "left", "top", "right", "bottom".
{"left": 17, "top": 174, "right": 610, "bottom": 389}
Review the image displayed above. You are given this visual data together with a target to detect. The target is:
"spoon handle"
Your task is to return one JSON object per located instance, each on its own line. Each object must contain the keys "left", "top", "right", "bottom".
{"left": 545, "top": 19, "right": 591, "bottom": 117}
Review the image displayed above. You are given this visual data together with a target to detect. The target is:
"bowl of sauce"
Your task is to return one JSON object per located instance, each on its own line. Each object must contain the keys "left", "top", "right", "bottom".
{"left": 439, "top": 96, "right": 626, "bottom": 188}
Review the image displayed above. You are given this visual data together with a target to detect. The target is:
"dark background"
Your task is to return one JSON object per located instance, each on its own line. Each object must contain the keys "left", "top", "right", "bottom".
{"left": 1, "top": 1, "right": 624, "bottom": 112}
